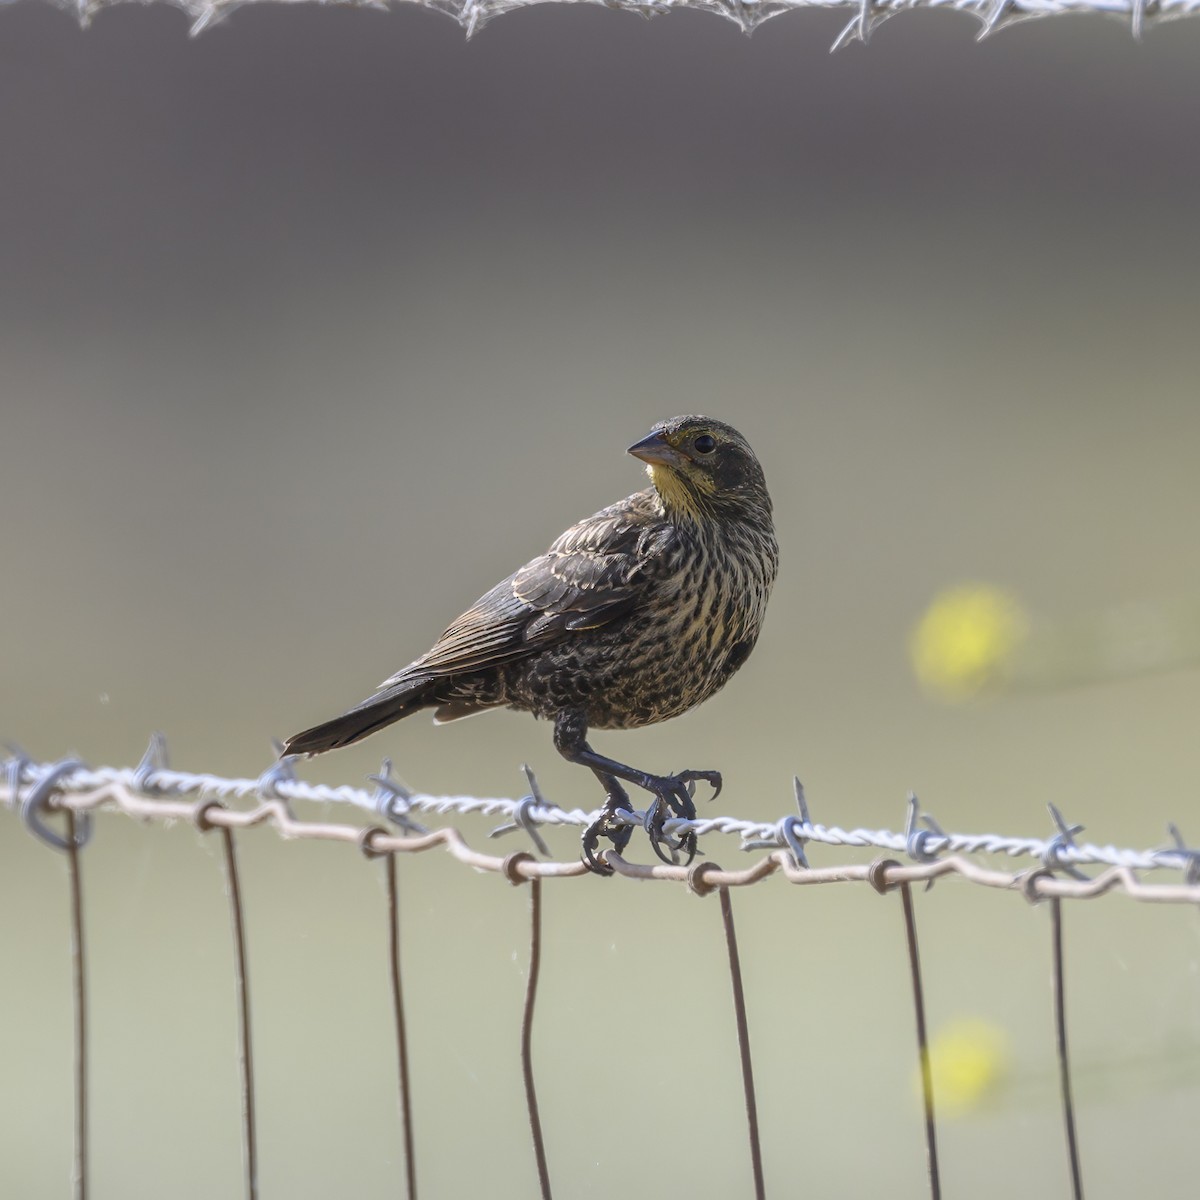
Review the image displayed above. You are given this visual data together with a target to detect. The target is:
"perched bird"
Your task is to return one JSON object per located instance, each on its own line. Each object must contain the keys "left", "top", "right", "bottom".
{"left": 283, "top": 416, "right": 778, "bottom": 872}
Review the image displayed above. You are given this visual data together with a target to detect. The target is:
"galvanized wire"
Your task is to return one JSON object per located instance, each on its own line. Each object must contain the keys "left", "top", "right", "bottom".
{"left": 8, "top": 0, "right": 1200, "bottom": 44}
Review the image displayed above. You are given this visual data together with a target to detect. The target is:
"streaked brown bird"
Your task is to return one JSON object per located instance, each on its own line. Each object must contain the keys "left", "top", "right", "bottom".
{"left": 283, "top": 416, "right": 778, "bottom": 871}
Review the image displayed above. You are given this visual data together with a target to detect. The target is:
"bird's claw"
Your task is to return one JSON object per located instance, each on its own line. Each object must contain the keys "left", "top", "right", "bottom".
{"left": 644, "top": 798, "right": 696, "bottom": 865}
{"left": 581, "top": 794, "right": 635, "bottom": 875}
{"left": 582, "top": 768, "right": 721, "bottom": 870}
{"left": 641, "top": 769, "right": 720, "bottom": 866}
{"left": 675, "top": 769, "right": 722, "bottom": 804}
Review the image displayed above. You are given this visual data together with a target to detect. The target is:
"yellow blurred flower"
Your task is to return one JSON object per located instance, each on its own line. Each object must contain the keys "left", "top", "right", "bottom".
{"left": 923, "top": 1018, "right": 1010, "bottom": 1116}
{"left": 910, "top": 585, "right": 1028, "bottom": 702}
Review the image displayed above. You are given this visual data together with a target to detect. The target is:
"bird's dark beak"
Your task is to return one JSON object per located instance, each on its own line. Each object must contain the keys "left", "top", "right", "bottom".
{"left": 627, "top": 430, "right": 682, "bottom": 469}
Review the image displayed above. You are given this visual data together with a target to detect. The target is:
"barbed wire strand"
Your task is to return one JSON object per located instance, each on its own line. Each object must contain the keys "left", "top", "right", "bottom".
{"left": 7, "top": 751, "right": 1200, "bottom": 896}
{"left": 716, "top": 884, "right": 766, "bottom": 1200}
{"left": 65, "top": 810, "right": 89, "bottom": 1200}
{"left": 8, "top": 768, "right": 1200, "bottom": 906}
{"left": 11, "top": 0, "right": 1200, "bottom": 48}
{"left": 383, "top": 853, "right": 419, "bottom": 1200}
{"left": 517, "top": 874, "right": 553, "bottom": 1200}
{"left": 1050, "top": 898, "right": 1085, "bottom": 1199}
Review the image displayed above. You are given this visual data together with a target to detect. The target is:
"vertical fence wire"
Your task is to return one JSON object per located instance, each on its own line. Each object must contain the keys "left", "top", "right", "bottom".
{"left": 1049, "top": 898, "right": 1085, "bottom": 1200}
{"left": 898, "top": 881, "right": 941, "bottom": 1200}
{"left": 384, "top": 853, "right": 418, "bottom": 1200}
{"left": 217, "top": 826, "right": 259, "bottom": 1200}
{"left": 520, "top": 877, "right": 553, "bottom": 1200}
{"left": 718, "top": 886, "right": 766, "bottom": 1200}
{"left": 65, "top": 811, "right": 89, "bottom": 1200}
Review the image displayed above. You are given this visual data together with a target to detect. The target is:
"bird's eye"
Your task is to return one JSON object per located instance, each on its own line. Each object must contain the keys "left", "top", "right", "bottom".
{"left": 693, "top": 434, "right": 717, "bottom": 455}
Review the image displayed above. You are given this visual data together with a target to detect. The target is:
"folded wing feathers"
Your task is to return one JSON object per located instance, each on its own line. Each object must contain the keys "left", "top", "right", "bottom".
{"left": 377, "top": 502, "right": 660, "bottom": 687}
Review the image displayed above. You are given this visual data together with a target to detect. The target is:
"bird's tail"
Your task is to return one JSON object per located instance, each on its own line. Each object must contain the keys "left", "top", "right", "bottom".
{"left": 282, "top": 677, "right": 432, "bottom": 757}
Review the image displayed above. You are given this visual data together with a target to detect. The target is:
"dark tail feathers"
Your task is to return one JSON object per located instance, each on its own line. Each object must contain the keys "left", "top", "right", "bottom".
{"left": 282, "top": 679, "right": 431, "bottom": 757}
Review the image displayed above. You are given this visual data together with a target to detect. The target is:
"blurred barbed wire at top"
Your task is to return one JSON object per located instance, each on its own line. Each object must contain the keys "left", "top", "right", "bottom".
{"left": 7, "top": 0, "right": 1200, "bottom": 42}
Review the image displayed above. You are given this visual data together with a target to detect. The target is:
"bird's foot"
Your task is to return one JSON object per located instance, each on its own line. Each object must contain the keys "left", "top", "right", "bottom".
{"left": 643, "top": 770, "right": 722, "bottom": 866}
{"left": 581, "top": 788, "right": 635, "bottom": 875}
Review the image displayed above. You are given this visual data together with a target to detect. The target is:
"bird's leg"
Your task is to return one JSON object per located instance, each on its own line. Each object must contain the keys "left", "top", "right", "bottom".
{"left": 554, "top": 711, "right": 722, "bottom": 870}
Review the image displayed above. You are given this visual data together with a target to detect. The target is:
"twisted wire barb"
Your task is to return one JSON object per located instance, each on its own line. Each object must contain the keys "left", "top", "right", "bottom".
{"left": 5, "top": 749, "right": 1200, "bottom": 902}
{"left": 7, "top": 0, "right": 1200, "bottom": 43}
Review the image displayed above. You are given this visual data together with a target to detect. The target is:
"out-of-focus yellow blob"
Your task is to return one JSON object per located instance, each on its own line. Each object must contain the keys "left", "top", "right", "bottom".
{"left": 923, "top": 1018, "right": 1010, "bottom": 1116}
{"left": 910, "top": 585, "right": 1028, "bottom": 701}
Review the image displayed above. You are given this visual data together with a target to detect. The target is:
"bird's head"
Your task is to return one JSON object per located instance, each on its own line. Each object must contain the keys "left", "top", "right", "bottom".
{"left": 628, "top": 416, "right": 772, "bottom": 522}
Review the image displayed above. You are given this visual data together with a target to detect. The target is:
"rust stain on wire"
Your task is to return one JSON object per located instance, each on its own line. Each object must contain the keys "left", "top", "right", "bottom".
{"left": 384, "top": 853, "right": 419, "bottom": 1200}
{"left": 1050, "top": 898, "right": 1085, "bottom": 1200}
{"left": 718, "top": 886, "right": 765, "bottom": 1200}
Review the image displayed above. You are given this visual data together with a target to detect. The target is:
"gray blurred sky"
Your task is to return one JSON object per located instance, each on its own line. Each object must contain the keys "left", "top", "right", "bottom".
{"left": 3, "top": 8, "right": 1200, "bottom": 1198}
{"left": 3, "top": 5, "right": 1199, "bottom": 819}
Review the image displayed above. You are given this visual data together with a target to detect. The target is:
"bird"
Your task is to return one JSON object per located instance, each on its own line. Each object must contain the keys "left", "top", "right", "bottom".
{"left": 282, "top": 415, "right": 778, "bottom": 873}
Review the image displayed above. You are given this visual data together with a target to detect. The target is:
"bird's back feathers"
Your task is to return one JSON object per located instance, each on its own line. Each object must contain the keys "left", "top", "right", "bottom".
{"left": 388, "top": 490, "right": 666, "bottom": 683}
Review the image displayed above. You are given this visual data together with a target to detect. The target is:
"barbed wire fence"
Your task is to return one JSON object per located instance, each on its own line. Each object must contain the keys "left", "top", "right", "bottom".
{"left": 7, "top": 0, "right": 1200, "bottom": 45}
{"left": 5, "top": 736, "right": 1200, "bottom": 1200}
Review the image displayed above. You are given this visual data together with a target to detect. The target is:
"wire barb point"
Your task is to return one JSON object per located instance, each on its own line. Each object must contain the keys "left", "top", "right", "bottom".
{"left": 1043, "top": 804, "right": 1090, "bottom": 881}
{"left": 904, "top": 794, "right": 947, "bottom": 892}
{"left": 20, "top": 758, "right": 92, "bottom": 852}
{"left": 133, "top": 732, "right": 170, "bottom": 795}
{"left": 370, "top": 761, "right": 426, "bottom": 835}
{"left": 490, "top": 795, "right": 551, "bottom": 858}
{"left": 256, "top": 753, "right": 297, "bottom": 801}
{"left": 1161, "top": 823, "right": 1200, "bottom": 885}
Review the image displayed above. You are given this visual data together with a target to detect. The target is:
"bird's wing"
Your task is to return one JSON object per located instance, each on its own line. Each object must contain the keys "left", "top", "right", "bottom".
{"left": 380, "top": 493, "right": 669, "bottom": 684}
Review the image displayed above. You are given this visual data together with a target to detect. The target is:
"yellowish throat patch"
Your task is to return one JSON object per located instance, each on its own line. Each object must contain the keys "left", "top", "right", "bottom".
{"left": 647, "top": 461, "right": 715, "bottom": 515}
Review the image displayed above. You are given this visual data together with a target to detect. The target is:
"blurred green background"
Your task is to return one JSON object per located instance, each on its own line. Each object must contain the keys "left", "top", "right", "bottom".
{"left": 3, "top": 5, "right": 1200, "bottom": 1197}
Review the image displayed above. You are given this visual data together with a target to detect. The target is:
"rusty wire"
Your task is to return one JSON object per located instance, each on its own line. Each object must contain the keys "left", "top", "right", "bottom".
{"left": 898, "top": 878, "right": 940, "bottom": 1200}
{"left": 715, "top": 883, "right": 765, "bottom": 1200}
{"left": 1050, "top": 897, "right": 1085, "bottom": 1200}
{"left": 384, "top": 853, "right": 419, "bottom": 1200}
{"left": 65, "top": 810, "right": 88, "bottom": 1200}
{"left": 517, "top": 875, "right": 553, "bottom": 1200}
{"left": 213, "top": 821, "right": 259, "bottom": 1200}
